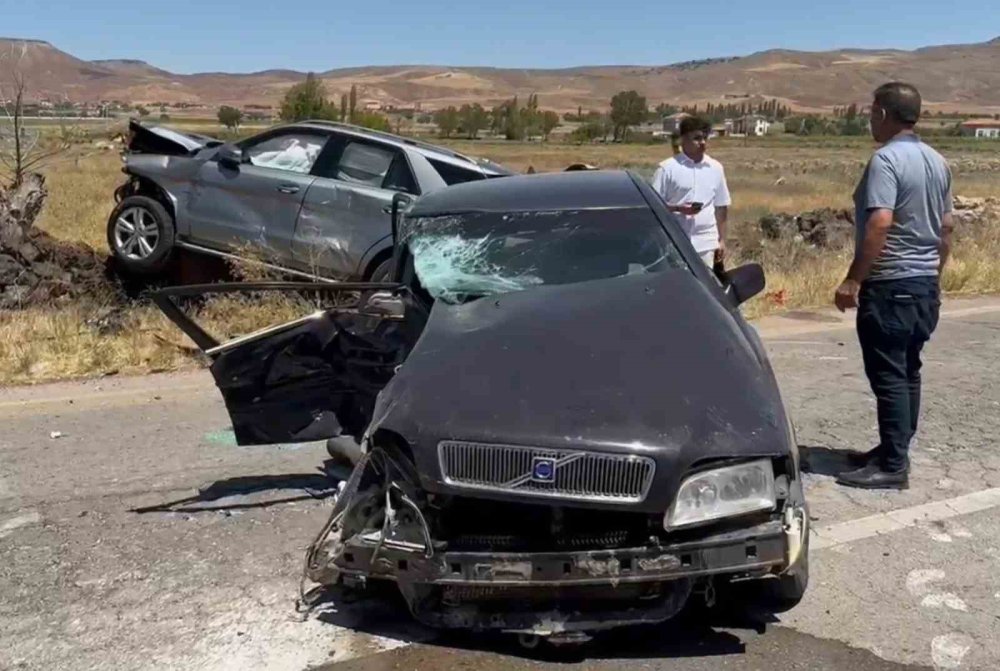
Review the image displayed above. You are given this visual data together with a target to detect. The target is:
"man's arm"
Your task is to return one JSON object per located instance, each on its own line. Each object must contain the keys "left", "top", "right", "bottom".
{"left": 715, "top": 206, "right": 728, "bottom": 261}
{"left": 847, "top": 208, "right": 894, "bottom": 283}
{"left": 939, "top": 211, "right": 955, "bottom": 273}
{"left": 834, "top": 208, "right": 893, "bottom": 311}
{"left": 714, "top": 163, "right": 732, "bottom": 262}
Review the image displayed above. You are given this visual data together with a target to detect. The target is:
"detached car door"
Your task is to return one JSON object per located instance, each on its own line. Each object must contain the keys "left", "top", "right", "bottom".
{"left": 185, "top": 128, "right": 330, "bottom": 263}
{"left": 152, "top": 283, "right": 420, "bottom": 445}
{"left": 292, "top": 134, "right": 420, "bottom": 278}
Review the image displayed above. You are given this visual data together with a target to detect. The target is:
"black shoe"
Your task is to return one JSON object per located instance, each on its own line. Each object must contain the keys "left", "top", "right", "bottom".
{"left": 848, "top": 446, "right": 910, "bottom": 470}
{"left": 836, "top": 463, "right": 909, "bottom": 490}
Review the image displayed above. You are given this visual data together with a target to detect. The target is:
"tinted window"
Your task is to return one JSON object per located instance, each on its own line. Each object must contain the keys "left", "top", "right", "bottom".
{"left": 335, "top": 141, "right": 395, "bottom": 187}
{"left": 383, "top": 155, "right": 419, "bottom": 195}
{"left": 400, "top": 208, "right": 687, "bottom": 304}
{"left": 242, "top": 132, "right": 326, "bottom": 174}
{"left": 428, "top": 159, "right": 485, "bottom": 186}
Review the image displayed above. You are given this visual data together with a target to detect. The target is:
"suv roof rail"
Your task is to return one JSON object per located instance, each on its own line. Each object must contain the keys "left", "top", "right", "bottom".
{"left": 296, "top": 119, "right": 476, "bottom": 163}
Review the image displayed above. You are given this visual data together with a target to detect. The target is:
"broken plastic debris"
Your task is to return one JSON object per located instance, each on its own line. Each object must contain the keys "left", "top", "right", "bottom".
{"left": 49, "top": 431, "right": 64, "bottom": 439}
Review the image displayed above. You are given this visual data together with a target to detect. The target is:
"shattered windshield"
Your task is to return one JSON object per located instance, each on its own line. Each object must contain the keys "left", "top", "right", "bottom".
{"left": 401, "top": 208, "right": 687, "bottom": 304}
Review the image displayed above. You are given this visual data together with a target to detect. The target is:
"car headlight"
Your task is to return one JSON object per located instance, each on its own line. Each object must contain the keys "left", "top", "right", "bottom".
{"left": 665, "top": 459, "right": 776, "bottom": 529}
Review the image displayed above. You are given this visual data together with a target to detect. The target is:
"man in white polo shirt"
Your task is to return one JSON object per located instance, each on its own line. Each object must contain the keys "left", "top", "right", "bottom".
{"left": 651, "top": 116, "right": 731, "bottom": 268}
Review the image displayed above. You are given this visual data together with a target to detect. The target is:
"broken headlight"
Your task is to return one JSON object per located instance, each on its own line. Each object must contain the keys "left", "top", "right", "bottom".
{"left": 665, "top": 459, "right": 776, "bottom": 529}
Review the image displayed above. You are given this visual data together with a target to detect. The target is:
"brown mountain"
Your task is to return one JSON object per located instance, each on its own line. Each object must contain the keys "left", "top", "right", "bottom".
{"left": 2, "top": 36, "right": 999, "bottom": 113}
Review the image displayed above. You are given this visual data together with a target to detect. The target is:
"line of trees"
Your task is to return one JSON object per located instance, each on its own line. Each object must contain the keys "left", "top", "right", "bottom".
{"left": 434, "top": 94, "right": 560, "bottom": 140}
{"left": 275, "top": 74, "right": 390, "bottom": 131}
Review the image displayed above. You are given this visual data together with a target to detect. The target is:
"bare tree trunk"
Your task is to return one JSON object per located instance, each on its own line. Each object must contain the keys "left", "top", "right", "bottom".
{"left": 0, "top": 172, "right": 46, "bottom": 251}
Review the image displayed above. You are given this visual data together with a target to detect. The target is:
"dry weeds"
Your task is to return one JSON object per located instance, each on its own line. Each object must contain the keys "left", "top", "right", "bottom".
{"left": 2, "top": 136, "right": 998, "bottom": 384}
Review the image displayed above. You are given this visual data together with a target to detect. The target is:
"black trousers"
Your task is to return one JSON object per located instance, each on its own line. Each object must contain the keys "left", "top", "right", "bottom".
{"left": 856, "top": 276, "right": 941, "bottom": 472}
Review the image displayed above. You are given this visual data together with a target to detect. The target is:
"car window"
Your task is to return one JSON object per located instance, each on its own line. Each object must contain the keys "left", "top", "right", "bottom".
{"left": 243, "top": 132, "right": 326, "bottom": 174}
{"left": 335, "top": 141, "right": 396, "bottom": 187}
{"left": 428, "top": 159, "right": 485, "bottom": 186}
{"left": 383, "top": 154, "right": 419, "bottom": 195}
{"left": 400, "top": 208, "right": 688, "bottom": 304}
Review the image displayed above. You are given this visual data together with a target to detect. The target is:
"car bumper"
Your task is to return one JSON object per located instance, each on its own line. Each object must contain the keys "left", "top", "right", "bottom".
{"left": 317, "top": 507, "right": 807, "bottom": 635}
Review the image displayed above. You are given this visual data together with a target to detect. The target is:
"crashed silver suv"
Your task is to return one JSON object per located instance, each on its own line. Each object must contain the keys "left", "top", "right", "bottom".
{"left": 107, "top": 119, "right": 512, "bottom": 281}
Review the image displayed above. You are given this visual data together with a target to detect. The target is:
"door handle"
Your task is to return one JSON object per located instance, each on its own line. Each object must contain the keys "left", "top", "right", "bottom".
{"left": 382, "top": 205, "right": 394, "bottom": 213}
{"left": 277, "top": 184, "right": 300, "bottom": 194}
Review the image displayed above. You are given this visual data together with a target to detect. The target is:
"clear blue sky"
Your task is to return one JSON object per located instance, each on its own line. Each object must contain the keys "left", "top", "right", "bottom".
{"left": 1, "top": 0, "right": 995, "bottom": 74}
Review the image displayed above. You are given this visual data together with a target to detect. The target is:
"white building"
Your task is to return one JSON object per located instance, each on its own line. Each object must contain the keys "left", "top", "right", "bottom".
{"left": 960, "top": 119, "right": 1000, "bottom": 138}
{"left": 732, "top": 114, "right": 771, "bottom": 136}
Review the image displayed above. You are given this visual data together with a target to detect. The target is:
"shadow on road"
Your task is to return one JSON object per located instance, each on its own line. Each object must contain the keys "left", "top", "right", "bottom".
{"left": 130, "top": 460, "right": 350, "bottom": 514}
{"left": 799, "top": 444, "right": 861, "bottom": 477}
{"left": 307, "top": 582, "right": 776, "bottom": 666}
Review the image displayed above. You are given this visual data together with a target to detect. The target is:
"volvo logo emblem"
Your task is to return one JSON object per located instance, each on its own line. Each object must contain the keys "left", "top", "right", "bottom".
{"left": 531, "top": 457, "right": 556, "bottom": 483}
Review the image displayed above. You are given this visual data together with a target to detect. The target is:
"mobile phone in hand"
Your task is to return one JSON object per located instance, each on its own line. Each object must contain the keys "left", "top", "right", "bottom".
{"left": 690, "top": 201, "right": 704, "bottom": 213}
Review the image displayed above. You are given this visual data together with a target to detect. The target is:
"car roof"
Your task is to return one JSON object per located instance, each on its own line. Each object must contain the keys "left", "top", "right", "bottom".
{"left": 408, "top": 170, "right": 648, "bottom": 217}
{"left": 290, "top": 121, "right": 511, "bottom": 175}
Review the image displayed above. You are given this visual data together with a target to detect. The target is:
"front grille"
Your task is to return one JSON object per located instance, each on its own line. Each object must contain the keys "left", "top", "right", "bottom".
{"left": 438, "top": 441, "right": 655, "bottom": 503}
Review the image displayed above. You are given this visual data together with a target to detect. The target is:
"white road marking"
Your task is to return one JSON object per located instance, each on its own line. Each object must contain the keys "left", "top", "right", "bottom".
{"left": 921, "top": 593, "right": 969, "bottom": 612}
{"left": 931, "top": 633, "right": 974, "bottom": 670}
{"left": 812, "top": 488, "right": 1000, "bottom": 550}
{"left": 0, "top": 510, "right": 41, "bottom": 538}
{"left": 906, "top": 569, "right": 946, "bottom": 596}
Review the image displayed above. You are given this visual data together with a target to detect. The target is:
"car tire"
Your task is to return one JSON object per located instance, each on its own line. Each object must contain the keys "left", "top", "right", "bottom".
{"left": 107, "top": 195, "right": 176, "bottom": 276}
{"left": 366, "top": 256, "right": 395, "bottom": 283}
{"left": 755, "top": 534, "right": 809, "bottom": 612}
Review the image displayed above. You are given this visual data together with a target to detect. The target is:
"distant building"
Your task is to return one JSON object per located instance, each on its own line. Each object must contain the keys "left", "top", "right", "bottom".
{"left": 363, "top": 100, "right": 382, "bottom": 112}
{"left": 959, "top": 119, "right": 1000, "bottom": 139}
{"left": 731, "top": 114, "right": 771, "bottom": 136}
{"left": 661, "top": 112, "right": 690, "bottom": 135}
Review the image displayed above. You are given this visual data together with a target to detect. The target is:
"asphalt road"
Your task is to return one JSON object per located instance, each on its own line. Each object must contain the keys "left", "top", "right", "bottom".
{"left": 1, "top": 297, "right": 999, "bottom": 671}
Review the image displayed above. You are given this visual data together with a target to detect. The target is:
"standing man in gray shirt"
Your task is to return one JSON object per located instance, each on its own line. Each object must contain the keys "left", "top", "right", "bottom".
{"left": 833, "top": 82, "right": 955, "bottom": 490}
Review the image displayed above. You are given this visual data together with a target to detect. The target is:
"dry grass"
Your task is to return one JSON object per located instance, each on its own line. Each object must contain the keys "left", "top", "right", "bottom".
{"left": 2, "top": 135, "right": 999, "bottom": 385}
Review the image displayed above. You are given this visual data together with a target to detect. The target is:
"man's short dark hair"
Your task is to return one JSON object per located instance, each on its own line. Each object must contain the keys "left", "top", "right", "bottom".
{"left": 678, "top": 115, "right": 712, "bottom": 137}
{"left": 873, "top": 82, "right": 921, "bottom": 125}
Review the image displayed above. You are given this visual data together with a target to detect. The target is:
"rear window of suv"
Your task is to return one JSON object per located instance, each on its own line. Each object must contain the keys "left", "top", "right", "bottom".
{"left": 429, "top": 159, "right": 486, "bottom": 186}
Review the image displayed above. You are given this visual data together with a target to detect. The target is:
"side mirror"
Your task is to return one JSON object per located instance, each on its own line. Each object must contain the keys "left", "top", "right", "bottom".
{"left": 217, "top": 145, "right": 243, "bottom": 169}
{"left": 722, "top": 263, "right": 766, "bottom": 306}
{"left": 360, "top": 290, "right": 405, "bottom": 320}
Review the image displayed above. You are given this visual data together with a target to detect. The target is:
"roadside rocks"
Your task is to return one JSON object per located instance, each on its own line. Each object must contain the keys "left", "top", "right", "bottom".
{"left": 1, "top": 173, "right": 119, "bottom": 310}
{"left": 759, "top": 208, "right": 855, "bottom": 248}
{"left": 953, "top": 195, "right": 1000, "bottom": 225}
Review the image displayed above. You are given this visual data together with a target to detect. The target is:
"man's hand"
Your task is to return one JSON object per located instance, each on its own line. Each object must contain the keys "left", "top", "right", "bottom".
{"left": 714, "top": 240, "right": 726, "bottom": 264}
{"left": 671, "top": 203, "right": 698, "bottom": 216}
{"left": 834, "top": 279, "right": 861, "bottom": 312}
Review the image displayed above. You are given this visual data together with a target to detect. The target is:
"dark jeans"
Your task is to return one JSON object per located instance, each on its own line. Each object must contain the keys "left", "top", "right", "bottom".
{"left": 856, "top": 276, "right": 941, "bottom": 472}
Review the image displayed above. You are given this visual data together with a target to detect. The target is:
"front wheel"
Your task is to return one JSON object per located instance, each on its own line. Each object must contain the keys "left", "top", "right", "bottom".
{"left": 107, "top": 195, "right": 176, "bottom": 276}
{"left": 754, "top": 534, "right": 809, "bottom": 612}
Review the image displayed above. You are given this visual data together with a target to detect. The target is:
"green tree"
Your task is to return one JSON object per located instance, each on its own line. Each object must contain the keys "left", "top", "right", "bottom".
{"left": 340, "top": 94, "right": 348, "bottom": 121}
{"left": 352, "top": 111, "right": 391, "bottom": 132}
{"left": 435, "top": 106, "right": 460, "bottom": 138}
{"left": 540, "top": 110, "right": 561, "bottom": 140}
{"left": 217, "top": 105, "right": 243, "bottom": 131}
{"left": 279, "top": 73, "right": 338, "bottom": 122}
{"left": 458, "top": 103, "right": 490, "bottom": 139}
{"left": 349, "top": 85, "right": 357, "bottom": 122}
{"left": 610, "top": 90, "right": 647, "bottom": 142}
{"left": 136, "top": 105, "right": 150, "bottom": 118}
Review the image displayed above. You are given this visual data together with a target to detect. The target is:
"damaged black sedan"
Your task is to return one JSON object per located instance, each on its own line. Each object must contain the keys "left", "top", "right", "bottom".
{"left": 154, "top": 169, "right": 808, "bottom": 644}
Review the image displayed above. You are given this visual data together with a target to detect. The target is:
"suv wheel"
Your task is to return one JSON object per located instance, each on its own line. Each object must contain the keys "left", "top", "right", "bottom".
{"left": 107, "top": 195, "right": 176, "bottom": 275}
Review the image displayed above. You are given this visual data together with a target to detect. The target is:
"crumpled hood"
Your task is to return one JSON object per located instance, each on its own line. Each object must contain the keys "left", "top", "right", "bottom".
{"left": 127, "top": 119, "right": 222, "bottom": 156}
{"left": 370, "top": 269, "right": 791, "bottom": 511}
